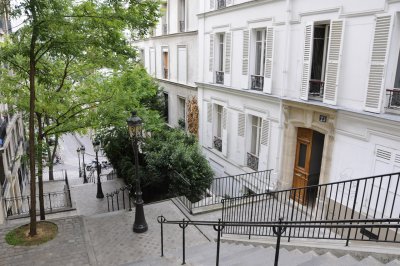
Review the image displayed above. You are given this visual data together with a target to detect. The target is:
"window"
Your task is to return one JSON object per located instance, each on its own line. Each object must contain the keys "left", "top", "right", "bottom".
{"left": 247, "top": 115, "right": 261, "bottom": 170}
{"left": 213, "top": 105, "right": 223, "bottom": 151}
{"left": 163, "top": 93, "right": 169, "bottom": 123}
{"left": 251, "top": 29, "right": 266, "bottom": 91}
{"left": 178, "top": 97, "right": 186, "bottom": 129}
{"left": 162, "top": 49, "right": 169, "bottom": 79}
{"left": 178, "top": 0, "right": 185, "bottom": 32}
{"left": 162, "top": 2, "right": 168, "bottom": 35}
{"left": 216, "top": 33, "right": 225, "bottom": 84}
{"left": 309, "top": 23, "right": 329, "bottom": 99}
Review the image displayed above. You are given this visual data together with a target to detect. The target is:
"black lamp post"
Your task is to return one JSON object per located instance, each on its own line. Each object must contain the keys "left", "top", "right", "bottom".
{"left": 127, "top": 111, "right": 148, "bottom": 233}
{"left": 93, "top": 140, "right": 104, "bottom": 198}
{"left": 81, "top": 145, "right": 88, "bottom": 183}
{"left": 77, "top": 147, "right": 81, "bottom": 177}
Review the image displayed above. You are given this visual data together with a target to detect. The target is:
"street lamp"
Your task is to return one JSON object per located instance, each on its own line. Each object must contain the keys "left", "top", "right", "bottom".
{"left": 77, "top": 147, "right": 81, "bottom": 177}
{"left": 93, "top": 140, "right": 104, "bottom": 199}
{"left": 127, "top": 111, "right": 148, "bottom": 233}
{"left": 81, "top": 145, "right": 88, "bottom": 183}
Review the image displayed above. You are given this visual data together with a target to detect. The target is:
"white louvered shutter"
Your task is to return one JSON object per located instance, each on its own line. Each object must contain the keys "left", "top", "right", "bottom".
{"left": 209, "top": 34, "right": 214, "bottom": 73}
{"left": 300, "top": 22, "right": 314, "bottom": 100}
{"left": 364, "top": 15, "right": 393, "bottom": 113}
{"left": 263, "top": 27, "right": 274, "bottom": 94}
{"left": 206, "top": 103, "right": 213, "bottom": 148}
{"left": 258, "top": 119, "right": 270, "bottom": 171}
{"left": 236, "top": 112, "right": 246, "bottom": 164}
{"left": 225, "top": 32, "right": 232, "bottom": 74}
{"left": 323, "top": 20, "right": 345, "bottom": 105}
{"left": 242, "top": 30, "right": 250, "bottom": 75}
{"left": 222, "top": 107, "right": 228, "bottom": 156}
{"left": 210, "top": 0, "right": 215, "bottom": 10}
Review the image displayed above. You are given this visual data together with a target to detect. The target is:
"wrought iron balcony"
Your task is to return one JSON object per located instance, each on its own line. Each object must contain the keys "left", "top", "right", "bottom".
{"left": 217, "top": 0, "right": 226, "bottom": 9}
{"left": 247, "top": 152, "right": 259, "bottom": 171}
{"left": 163, "top": 68, "right": 169, "bottom": 79}
{"left": 213, "top": 136, "right": 222, "bottom": 152}
{"left": 179, "top": 20, "right": 185, "bottom": 32}
{"left": 251, "top": 75, "right": 264, "bottom": 91}
{"left": 386, "top": 89, "right": 400, "bottom": 110}
{"left": 162, "top": 24, "right": 168, "bottom": 35}
{"left": 215, "top": 71, "right": 224, "bottom": 84}
{"left": 308, "top": 79, "right": 324, "bottom": 98}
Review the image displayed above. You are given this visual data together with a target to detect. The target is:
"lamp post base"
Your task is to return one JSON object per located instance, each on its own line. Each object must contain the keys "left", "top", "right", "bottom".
{"left": 133, "top": 202, "right": 148, "bottom": 233}
{"left": 96, "top": 182, "right": 104, "bottom": 198}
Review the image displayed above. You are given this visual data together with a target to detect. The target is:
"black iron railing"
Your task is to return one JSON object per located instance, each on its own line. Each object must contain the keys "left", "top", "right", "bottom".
{"left": 4, "top": 173, "right": 72, "bottom": 218}
{"left": 213, "top": 136, "right": 222, "bottom": 152}
{"left": 163, "top": 68, "right": 168, "bottom": 79}
{"left": 107, "top": 169, "right": 117, "bottom": 181}
{"left": 250, "top": 75, "right": 264, "bottom": 91}
{"left": 386, "top": 89, "right": 400, "bottom": 109}
{"left": 217, "top": 0, "right": 226, "bottom": 9}
{"left": 179, "top": 20, "right": 185, "bottom": 32}
{"left": 222, "top": 172, "right": 400, "bottom": 244}
{"left": 215, "top": 71, "right": 224, "bottom": 84}
{"left": 177, "top": 170, "right": 272, "bottom": 213}
{"left": 105, "top": 184, "right": 133, "bottom": 212}
{"left": 246, "top": 152, "right": 259, "bottom": 171}
{"left": 157, "top": 216, "right": 400, "bottom": 266}
{"left": 308, "top": 79, "right": 324, "bottom": 98}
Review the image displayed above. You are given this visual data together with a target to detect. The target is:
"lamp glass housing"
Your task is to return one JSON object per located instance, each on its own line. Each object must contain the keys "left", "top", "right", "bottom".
{"left": 80, "top": 146, "right": 85, "bottom": 155}
{"left": 93, "top": 140, "right": 100, "bottom": 153}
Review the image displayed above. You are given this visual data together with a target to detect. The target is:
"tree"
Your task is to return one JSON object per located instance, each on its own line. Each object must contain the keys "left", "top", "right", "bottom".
{"left": 0, "top": 0, "right": 160, "bottom": 236}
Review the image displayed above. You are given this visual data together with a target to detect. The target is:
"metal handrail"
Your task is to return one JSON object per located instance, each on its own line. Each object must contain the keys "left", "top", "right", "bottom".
{"left": 105, "top": 184, "right": 133, "bottom": 212}
{"left": 222, "top": 172, "right": 400, "bottom": 245}
{"left": 158, "top": 216, "right": 400, "bottom": 266}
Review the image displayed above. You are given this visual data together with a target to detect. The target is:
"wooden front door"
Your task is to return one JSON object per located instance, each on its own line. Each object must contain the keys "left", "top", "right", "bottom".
{"left": 291, "top": 128, "right": 313, "bottom": 204}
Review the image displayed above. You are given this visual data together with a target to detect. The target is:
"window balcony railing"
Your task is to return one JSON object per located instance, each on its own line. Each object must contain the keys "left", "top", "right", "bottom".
{"left": 179, "top": 20, "right": 185, "bottom": 32}
{"left": 217, "top": 0, "right": 226, "bottom": 9}
{"left": 213, "top": 136, "right": 222, "bottom": 152}
{"left": 162, "top": 24, "right": 168, "bottom": 35}
{"left": 163, "top": 68, "right": 169, "bottom": 79}
{"left": 215, "top": 71, "right": 224, "bottom": 84}
{"left": 247, "top": 152, "right": 259, "bottom": 171}
{"left": 386, "top": 89, "right": 400, "bottom": 110}
{"left": 251, "top": 75, "right": 264, "bottom": 91}
{"left": 308, "top": 79, "right": 324, "bottom": 98}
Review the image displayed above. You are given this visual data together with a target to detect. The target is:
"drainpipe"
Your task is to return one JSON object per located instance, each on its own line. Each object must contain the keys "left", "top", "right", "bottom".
{"left": 276, "top": 0, "right": 292, "bottom": 189}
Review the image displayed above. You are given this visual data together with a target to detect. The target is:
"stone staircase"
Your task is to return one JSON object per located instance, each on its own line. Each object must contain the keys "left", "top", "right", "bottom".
{"left": 127, "top": 241, "right": 400, "bottom": 266}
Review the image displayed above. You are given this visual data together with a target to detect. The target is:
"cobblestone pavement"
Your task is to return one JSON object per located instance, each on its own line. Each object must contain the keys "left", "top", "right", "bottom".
{"left": 85, "top": 200, "right": 210, "bottom": 266}
{"left": 0, "top": 216, "right": 91, "bottom": 266}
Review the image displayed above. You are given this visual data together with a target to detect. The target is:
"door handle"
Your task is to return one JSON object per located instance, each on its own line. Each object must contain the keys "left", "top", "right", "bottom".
{"left": 295, "top": 173, "right": 302, "bottom": 177}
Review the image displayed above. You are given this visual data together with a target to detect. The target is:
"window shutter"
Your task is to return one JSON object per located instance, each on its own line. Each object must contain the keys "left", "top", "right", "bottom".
{"left": 242, "top": 30, "right": 250, "bottom": 75}
{"left": 300, "top": 22, "right": 314, "bottom": 100}
{"left": 258, "top": 119, "right": 271, "bottom": 171}
{"left": 323, "top": 20, "right": 345, "bottom": 105}
{"left": 222, "top": 107, "right": 228, "bottom": 156}
{"left": 364, "top": 15, "right": 393, "bottom": 113}
{"left": 225, "top": 32, "right": 232, "bottom": 74}
{"left": 263, "top": 27, "right": 274, "bottom": 94}
{"left": 209, "top": 34, "right": 214, "bottom": 72}
{"left": 236, "top": 112, "right": 246, "bottom": 164}
{"left": 206, "top": 103, "right": 213, "bottom": 148}
{"left": 237, "top": 113, "right": 245, "bottom": 137}
{"left": 210, "top": 0, "right": 214, "bottom": 10}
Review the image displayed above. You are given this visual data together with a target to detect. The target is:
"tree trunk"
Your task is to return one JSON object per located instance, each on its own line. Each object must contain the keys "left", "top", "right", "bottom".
{"left": 36, "top": 113, "right": 45, "bottom": 220}
{"left": 29, "top": 0, "right": 39, "bottom": 237}
{"left": 49, "top": 135, "right": 59, "bottom": 181}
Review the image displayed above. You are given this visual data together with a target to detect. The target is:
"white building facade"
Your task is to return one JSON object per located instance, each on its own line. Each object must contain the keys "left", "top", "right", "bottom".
{"left": 138, "top": 0, "right": 400, "bottom": 199}
{"left": 135, "top": 0, "right": 199, "bottom": 130}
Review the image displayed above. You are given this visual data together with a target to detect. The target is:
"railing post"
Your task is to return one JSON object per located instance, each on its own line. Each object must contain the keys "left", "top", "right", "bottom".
{"left": 157, "top": 216, "right": 166, "bottom": 257}
{"left": 179, "top": 218, "right": 189, "bottom": 265}
{"left": 213, "top": 218, "right": 225, "bottom": 266}
{"left": 272, "top": 218, "right": 286, "bottom": 266}
{"left": 49, "top": 193, "right": 52, "bottom": 212}
{"left": 249, "top": 195, "right": 255, "bottom": 239}
{"left": 346, "top": 180, "right": 360, "bottom": 246}
{"left": 106, "top": 194, "right": 110, "bottom": 212}
{"left": 121, "top": 187, "right": 126, "bottom": 209}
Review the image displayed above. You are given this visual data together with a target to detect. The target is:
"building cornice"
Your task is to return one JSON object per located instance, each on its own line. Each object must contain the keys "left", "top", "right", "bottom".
{"left": 156, "top": 78, "right": 197, "bottom": 91}
{"left": 133, "top": 30, "right": 198, "bottom": 42}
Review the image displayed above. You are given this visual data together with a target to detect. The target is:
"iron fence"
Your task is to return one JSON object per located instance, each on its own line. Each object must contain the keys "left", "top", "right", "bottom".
{"left": 308, "top": 79, "right": 324, "bottom": 98}
{"left": 179, "top": 20, "right": 185, "bottom": 32}
{"left": 246, "top": 152, "right": 259, "bottom": 171}
{"left": 105, "top": 184, "right": 132, "bottom": 212}
{"left": 222, "top": 172, "right": 400, "bottom": 244}
{"left": 177, "top": 170, "right": 272, "bottom": 213}
{"left": 162, "top": 24, "right": 168, "bottom": 35}
{"left": 250, "top": 75, "right": 264, "bottom": 91}
{"left": 386, "top": 89, "right": 400, "bottom": 109}
{"left": 4, "top": 174, "right": 72, "bottom": 218}
{"left": 157, "top": 216, "right": 400, "bottom": 266}
{"left": 217, "top": 0, "right": 226, "bottom": 9}
{"left": 213, "top": 136, "right": 222, "bottom": 152}
{"left": 215, "top": 71, "right": 224, "bottom": 84}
